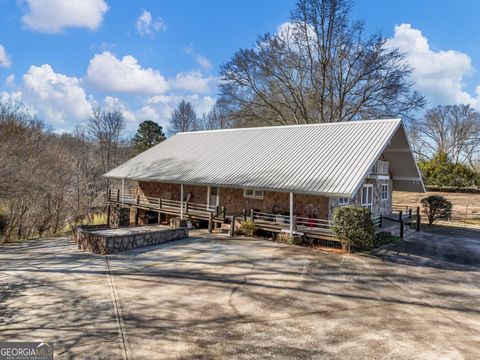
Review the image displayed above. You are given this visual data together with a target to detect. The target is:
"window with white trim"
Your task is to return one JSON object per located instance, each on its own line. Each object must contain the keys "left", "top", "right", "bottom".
{"left": 381, "top": 184, "right": 389, "bottom": 200}
{"left": 244, "top": 189, "right": 264, "bottom": 200}
{"left": 361, "top": 185, "right": 373, "bottom": 211}
{"left": 338, "top": 197, "right": 350, "bottom": 205}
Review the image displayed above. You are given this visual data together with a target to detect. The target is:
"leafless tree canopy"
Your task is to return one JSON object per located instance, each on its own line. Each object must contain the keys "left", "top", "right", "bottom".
{"left": 411, "top": 104, "right": 480, "bottom": 168}
{"left": 0, "top": 100, "right": 132, "bottom": 243}
{"left": 219, "top": 0, "right": 425, "bottom": 126}
{"left": 87, "top": 106, "right": 127, "bottom": 174}
{"left": 202, "top": 102, "right": 232, "bottom": 130}
{"left": 168, "top": 100, "right": 199, "bottom": 134}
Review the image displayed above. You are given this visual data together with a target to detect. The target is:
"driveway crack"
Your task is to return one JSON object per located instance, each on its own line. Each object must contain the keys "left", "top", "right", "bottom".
{"left": 105, "top": 256, "right": 130, "bottom": 360}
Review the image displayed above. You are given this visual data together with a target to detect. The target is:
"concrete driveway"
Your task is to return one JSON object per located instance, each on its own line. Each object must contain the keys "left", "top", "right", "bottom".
{"left": 0, "top": 227, "right": 479, "bottom": 359}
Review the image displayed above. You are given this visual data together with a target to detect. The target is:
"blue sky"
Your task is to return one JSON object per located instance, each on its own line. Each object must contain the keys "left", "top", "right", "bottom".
{"left": 0, "top": 0, "right": 479, "bottom": 134}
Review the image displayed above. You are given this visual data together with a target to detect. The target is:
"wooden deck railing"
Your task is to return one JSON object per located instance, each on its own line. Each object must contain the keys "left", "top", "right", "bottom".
{"left": 108, "top": 188, "right": 217, "bottom": 218}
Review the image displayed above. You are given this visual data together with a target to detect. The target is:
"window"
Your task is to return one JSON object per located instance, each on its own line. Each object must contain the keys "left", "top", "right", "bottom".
{"left": 381, "top": 184, "right": 389, "bottom": 201}
{"left": 338, "top": 197, "right": 350, "bottom": 205}
{"left": 244, "top": 189, "right": 264, "bottom": 200}
{"left": 361, "top": 185, "right": 373, "bottom": 211}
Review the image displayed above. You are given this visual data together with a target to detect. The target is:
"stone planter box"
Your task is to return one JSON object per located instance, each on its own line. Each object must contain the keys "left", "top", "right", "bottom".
{"left": 72, "top": 225, "right": 189, "bottom": 255}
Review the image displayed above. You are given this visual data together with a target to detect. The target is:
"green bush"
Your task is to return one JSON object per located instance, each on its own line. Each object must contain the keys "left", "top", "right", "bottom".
{"left": 418, "top": 152, "right": 479, "bottom": 190}
{"left": 239, "top": 219, "right": 256, "bottom": 237}
{"left": 331, "top": 206, "right": 375, "bottom": 250}
{"left": 421, "top": 195, "right": 453, "bottom": 225}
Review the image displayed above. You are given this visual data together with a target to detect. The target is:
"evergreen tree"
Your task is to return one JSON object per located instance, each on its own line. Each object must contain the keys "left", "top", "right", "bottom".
{"left": 132, "top": 120, "right": 166, "bottom": 154}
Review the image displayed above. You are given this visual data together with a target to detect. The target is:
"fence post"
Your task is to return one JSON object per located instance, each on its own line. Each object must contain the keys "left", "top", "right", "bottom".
{"left": 416, "top": 206, "right": 421, "bottom": 231}
{"left": 230, "top": 216, "right": 235, "bottom": 237}
{"left": 106, "top": 204, "right": 111, "bottom": 227}
{"left": 208, "top": 212, "right": 213, "bottom": 233}
{"left": 221, "top": 206, "right": 226, "bottom": 221}
{"left": 398, "top": 210, "right": 403, "bottom": 222}
{"left": 250, "top": 209, "right": 254, "bottom": 221}
{"left": 400, "top": 220, "right": 404, "bottom": 238}
{"left": 117, "top": 189, "right": 120, "bottom": 202}
{"left": 135, "top": 208, "right": 139, "bottom": 226}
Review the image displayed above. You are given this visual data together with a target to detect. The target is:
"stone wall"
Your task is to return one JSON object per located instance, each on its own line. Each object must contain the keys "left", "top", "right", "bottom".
{"left": 328, "top": 178, "right": 393, "bottom": 219}
{"left": 219, "top": 187, "right": 329, "bottom": 219}
{"left": 72, "top": 225, "right": 189, "bottom": 255}
{"left": 138, "top": 181, "right": 330, "bottom": 219}
{"left": 138, "top": 182, "right": 207, "bottom": 203}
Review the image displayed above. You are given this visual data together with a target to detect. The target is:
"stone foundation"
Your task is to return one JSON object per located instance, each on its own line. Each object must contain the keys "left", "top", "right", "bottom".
{"left": 72, "top": 225, "right": 189, "bottom": 255}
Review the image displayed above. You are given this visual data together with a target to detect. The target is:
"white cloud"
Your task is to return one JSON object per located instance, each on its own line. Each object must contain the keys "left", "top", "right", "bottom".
{"left": 86, "top": 51, "right": 169, "bottom": 95}
{"left": 21, "top": 0, "right": 108, "bottom": 33}
{"left": 103, "top": 96, "right": 136, "bottom": 123}
{"left": 145, "top": 94, "right": 216, "bottom": 128}
{"left": 184, "top": 46, "right": 212, "bottom": 71}
{"left": 5, "top": 74, "right": 15, "bottom": 86}
{"left": 386, "top": 23, "right": 479, "bottom": 108}
{"left": 170, "top": 71, "right": 216, "bottom": 93}
{"left": 0, "top": 90, "right": 24, "bottom": 104}
{"left": 135, "top": 10, "right": 166, "bottom": 36}
{"left": 194, "top": 55, "right": 212, "bottom": 71}
{"left": 22, "top": 64, "right": 92, "bottom": 124}
{"left": 0, "top": 44, "right": 11, "bottom": 67}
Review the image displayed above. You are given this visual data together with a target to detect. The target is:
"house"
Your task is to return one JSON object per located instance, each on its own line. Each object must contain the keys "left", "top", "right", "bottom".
{"left": 104, "top": 119, "right": 424, "bottom": 239}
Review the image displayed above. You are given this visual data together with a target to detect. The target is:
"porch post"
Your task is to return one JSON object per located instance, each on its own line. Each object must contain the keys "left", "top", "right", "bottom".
{"left": 180, "top": 183, "right": 184, "bottom": 220}
{"left": 121, "top": 178, "right": 125, "bottom": 206}
{"left": 207, "top": 186, "right": 211, "bottom": 207}
{"left": 289, "top": 192, "right": 294, "bottom": 236}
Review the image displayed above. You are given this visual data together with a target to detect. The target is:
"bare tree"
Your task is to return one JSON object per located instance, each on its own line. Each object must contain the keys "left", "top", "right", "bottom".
{"left": 87, "top": 106, "right": 126, "bottom": 174}
{"left": 412, "top": 104, "right": 480, "bottom": 167}
{"left": 219, "top": 0, "right": 424, "bottom": 127}
{"left": 168, "top": 100, "right": 199, "bottom": 134}
{"left": 202, "top": 102, "right": 232, "bottom": 130}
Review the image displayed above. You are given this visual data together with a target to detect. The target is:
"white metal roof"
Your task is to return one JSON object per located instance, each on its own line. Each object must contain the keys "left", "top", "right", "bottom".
{"left": 104, "top": 119, "right": 424, "bottom": 197}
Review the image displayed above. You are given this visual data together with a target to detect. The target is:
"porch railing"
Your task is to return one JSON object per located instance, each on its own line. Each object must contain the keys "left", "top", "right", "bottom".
{"left": 369, "top": 160, "right": 389, "bottom": 176}
{"left": 251, "top": 210, "right": 334, "bottom": 236}
{"left": 108, "top": 188, "right": 217, "bottom": 214}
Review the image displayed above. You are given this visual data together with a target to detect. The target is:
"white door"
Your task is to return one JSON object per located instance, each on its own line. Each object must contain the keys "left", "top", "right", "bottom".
{"left": 361, "top": 185, "right": 373, "bottom": 212}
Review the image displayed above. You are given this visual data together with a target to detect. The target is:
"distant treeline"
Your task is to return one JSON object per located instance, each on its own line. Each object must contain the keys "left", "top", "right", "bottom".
{"left": 0, "top": 101, "right": 132, "bottom": 243}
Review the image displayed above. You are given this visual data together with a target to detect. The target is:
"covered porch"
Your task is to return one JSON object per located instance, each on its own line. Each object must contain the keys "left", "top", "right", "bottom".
{"left": 107, "top": 186, "right": 334, "bottom": 238}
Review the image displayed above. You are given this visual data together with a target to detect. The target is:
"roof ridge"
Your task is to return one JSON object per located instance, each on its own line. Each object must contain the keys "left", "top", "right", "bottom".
{"left": 177, "top": 118, "right": 402, "bottom": 135}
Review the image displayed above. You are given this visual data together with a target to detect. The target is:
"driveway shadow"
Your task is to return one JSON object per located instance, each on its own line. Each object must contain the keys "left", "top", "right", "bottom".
{"left": 371, "top": 226, "right": 480, "bottom": 271}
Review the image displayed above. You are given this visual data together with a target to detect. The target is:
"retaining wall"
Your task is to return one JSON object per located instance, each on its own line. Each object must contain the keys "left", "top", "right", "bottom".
{"left": 72, "top": 225, "right": 189, "bottom": 255}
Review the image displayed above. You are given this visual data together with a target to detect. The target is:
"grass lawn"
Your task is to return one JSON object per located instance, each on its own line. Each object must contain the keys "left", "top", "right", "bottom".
{"left": 393, "top": 190, "right": 480, "bottom": 227}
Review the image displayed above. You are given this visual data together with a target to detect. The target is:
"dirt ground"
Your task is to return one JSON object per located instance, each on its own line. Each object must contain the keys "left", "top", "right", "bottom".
{"left": 1, "top": 228, "right": 479, "bottom": 359}
{"left": 393, "top": 190, "right": 480, "bottom": 227}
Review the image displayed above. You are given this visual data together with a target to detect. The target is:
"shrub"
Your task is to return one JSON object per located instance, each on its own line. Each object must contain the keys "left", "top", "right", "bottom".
{"left": 276, "top": 233, "right": 303, "bottom": 245}
{"left": 239, "top": 219, "right": 256, "bottom": 237}
{"left": 421, "top": 195, "right": 453, "bottom": 225}
{"left": 331, "top": 206, "right": 375, "bottom": 250}
{"left": 418, "top": 152, "right": 479, "bottom": 190}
